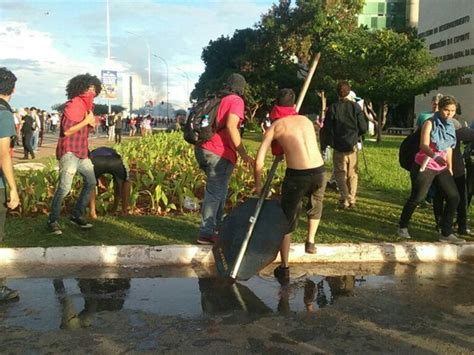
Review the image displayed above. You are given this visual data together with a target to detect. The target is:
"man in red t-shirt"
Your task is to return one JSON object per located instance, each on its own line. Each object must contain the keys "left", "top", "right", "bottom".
{"left": 195, "top": 73, "right": 254, "bottom": 244}
{"left": 47, "top": 74, "right": 102, "bottom": 235}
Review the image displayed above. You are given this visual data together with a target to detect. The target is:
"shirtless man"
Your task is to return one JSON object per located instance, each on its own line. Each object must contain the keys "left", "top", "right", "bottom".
{"left": 254, "top": 88, "right": 325, "bottom": 284}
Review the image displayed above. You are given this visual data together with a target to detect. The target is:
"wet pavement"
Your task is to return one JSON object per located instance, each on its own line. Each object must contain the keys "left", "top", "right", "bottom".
{"left": 0, "top": 262, "right": 473, "bottom": 353}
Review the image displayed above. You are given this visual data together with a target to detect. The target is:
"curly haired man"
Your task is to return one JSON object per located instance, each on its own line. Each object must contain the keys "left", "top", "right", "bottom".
{"left": 47, "top": 73, "right": 102, "bottom": 235}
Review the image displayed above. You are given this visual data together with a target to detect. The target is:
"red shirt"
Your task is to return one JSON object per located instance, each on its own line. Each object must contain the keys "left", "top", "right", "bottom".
{"left": 56, "top": 92, "right": 94, "bottom": 160}
{"left": 201, "top": 94, "right": 245, "bottom": 165}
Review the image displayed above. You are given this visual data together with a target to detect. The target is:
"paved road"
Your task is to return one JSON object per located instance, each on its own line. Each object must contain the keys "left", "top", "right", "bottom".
{"left": 12, "top": 131, "right": 132, "bottom": 165}
{"left": 13, "top": 125, "right": 174, "bottom": 165}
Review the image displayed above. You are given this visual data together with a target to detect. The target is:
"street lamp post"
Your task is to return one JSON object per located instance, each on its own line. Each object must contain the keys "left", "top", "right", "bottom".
{"left": 175, "top": 67, "right": 190, "bottom": 105}
{"left": 153, "top": 54, "right": 169, "bottom": 119}
{"left": 106, "top": 0, "right": 111, "bottom": 114}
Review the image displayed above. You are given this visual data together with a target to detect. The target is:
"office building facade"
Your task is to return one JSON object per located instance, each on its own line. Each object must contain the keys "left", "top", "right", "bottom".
{"left": 415, "top": 0, "right": 473, "bottom": 123}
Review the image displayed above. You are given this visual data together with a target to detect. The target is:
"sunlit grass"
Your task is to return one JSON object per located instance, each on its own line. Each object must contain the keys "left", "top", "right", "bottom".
{"left": 3, "top": 134, "right": 468, "bottom": 247}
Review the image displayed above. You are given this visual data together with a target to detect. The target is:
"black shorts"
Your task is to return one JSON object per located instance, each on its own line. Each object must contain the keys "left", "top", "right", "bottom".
{"left": 281, "top": 166, "right": 326, "bottom": 233}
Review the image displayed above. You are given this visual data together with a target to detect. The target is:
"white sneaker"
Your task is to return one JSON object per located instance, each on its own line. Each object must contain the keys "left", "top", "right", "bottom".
{"left": 439, "top": 234, "right": 465, "bottom": 244}
{"left": 397, "top": 227, "right": 411, "bottom": 239}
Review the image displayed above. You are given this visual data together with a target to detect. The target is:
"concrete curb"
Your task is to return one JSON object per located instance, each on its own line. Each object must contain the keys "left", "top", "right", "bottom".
{"left": 0, "top": 242, "right": 472, "bottom": 266}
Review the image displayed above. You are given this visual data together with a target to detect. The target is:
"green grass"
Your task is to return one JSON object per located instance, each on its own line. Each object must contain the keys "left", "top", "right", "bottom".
{"left": 3, "top": 134, "right": 468, "bottom": 247}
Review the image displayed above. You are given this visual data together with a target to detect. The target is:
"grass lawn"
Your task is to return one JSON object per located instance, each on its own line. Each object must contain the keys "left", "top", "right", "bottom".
{"left": 3, "top": 133, "right": 469, "bottom": 247}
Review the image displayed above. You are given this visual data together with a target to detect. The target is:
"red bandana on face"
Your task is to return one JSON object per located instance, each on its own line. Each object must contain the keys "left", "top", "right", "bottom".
{"left": 268, "top": 105, "right": 298, "bottom": 156}
{"left": 269, "top": 105, "right": 298, "bottom": 121}
{"left": 79, "top": 91, "right": 95, "bottom": 111}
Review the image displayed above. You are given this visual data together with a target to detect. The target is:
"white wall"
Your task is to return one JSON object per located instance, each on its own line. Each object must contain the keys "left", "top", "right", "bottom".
{"left": 415, "top": 0, "right": 474, "bottom": 124}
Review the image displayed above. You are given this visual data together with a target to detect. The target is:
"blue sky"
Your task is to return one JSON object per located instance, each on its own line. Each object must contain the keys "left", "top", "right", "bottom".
{"left": 0, "top": 0, "right": 276, "bottom": 110}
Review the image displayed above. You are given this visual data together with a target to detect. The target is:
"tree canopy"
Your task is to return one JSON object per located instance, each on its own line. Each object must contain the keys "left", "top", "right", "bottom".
{"left": 191, "top": 0, "right": 470, "bottom": 127}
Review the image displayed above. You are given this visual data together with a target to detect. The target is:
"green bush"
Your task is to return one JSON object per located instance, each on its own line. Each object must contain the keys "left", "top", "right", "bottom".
{"left": 15, "top": 132, "right": 260, "bottom": 217}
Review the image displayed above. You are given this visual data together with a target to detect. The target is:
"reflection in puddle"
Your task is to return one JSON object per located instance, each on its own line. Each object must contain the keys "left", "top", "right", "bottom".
{"left": 0, "top": 273, "right": 378, "bottom": 331}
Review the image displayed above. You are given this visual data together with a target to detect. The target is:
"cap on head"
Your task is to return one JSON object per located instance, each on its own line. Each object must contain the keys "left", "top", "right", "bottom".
{"left": 225, "top": 73, "right": 246, "bottom": 96}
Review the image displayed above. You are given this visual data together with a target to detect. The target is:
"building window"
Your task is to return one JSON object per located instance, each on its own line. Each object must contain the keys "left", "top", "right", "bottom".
{"left": 371, "top": 17, "right": 379, "bottom": 28}
{"left": 378, "top": 2, "right": 385, "bottom": 15}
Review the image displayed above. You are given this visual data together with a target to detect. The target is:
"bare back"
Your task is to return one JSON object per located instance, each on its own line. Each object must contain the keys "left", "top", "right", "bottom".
{"left": 272, "top": 115, "right": 324, "bottom": 169}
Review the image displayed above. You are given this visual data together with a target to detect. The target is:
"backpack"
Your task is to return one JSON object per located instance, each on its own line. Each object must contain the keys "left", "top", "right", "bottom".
{"left": 183, "top": 94, "right": 222, "bottom": 145}
{"left": 399, "top": 128, "right": 421, "bottom": 171}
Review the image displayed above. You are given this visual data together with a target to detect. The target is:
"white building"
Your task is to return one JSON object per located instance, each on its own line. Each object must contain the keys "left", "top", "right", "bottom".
{"left": 415, "top": 0, "right": 474, "bottom": 123}
{"left": 121, "top": 74, "right": 145, "bottom": 113}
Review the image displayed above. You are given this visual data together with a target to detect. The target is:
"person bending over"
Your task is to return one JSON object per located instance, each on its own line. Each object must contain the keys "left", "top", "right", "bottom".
{"left": 88, "top": 146, "right": 131, "bottom": 219}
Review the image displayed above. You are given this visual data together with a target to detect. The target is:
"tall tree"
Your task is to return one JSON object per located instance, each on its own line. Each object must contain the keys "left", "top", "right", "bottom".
{"left": 322, "top": 28, "right": 471, "bottom": 141}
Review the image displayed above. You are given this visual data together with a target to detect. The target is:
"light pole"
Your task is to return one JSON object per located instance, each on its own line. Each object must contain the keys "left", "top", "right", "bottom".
{"left": 175, "top": 67, "right": 190, "bottom": 105}
{"left": 106, "top": 0, "right": 111, "bottom": 114}
{"left": 153, "top": 54, "right": 169, "bottom": 118}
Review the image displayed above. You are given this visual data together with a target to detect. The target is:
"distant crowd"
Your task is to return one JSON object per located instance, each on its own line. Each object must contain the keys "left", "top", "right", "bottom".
{"left": 11, "top": 106, "right": 181, "bottom": 159}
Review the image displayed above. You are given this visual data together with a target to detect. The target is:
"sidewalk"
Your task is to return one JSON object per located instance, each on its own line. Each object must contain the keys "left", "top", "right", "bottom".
{"left": 12, "top": 131, "right": 133, "bottom": 166}
{"left": 0, "top": 242, "right": 472, "bottom": 267}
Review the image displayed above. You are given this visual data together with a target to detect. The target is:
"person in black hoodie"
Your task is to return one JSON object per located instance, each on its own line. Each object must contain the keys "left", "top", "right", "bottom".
{"left": 20, "top": 108, "right": 35, "bottom": 159}
{"left": 321, "top": 81, "right": 367, "bottom": 209}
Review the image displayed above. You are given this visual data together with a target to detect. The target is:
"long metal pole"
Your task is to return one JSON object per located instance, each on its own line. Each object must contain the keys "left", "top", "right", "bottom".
{"left": 153, "top": 55, "right": 169, "bottom": 118}
{"left": 229, "top": 52, "right": 322, "bottom": 280}
{"left": 166, "top": 62, "right": 169, "bottom": 118}
{"left": 106, "top": 0, "right": 111, "bottom": 114}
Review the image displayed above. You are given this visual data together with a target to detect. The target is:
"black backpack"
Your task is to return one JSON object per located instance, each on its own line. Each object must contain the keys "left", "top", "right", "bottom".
{"left": 183, "top": 94, "right": 222, "bottom": 145}
{"left": 399, "top": 129, "right": 421, "bottom": 171}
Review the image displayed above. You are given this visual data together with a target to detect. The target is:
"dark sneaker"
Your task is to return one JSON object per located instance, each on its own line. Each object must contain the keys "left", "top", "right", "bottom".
{"left": 70, "top": 216, "right": 93, "bottom": 229}
{"left": 48, "top": 221, "right": 63, "bottom": 235}
{"left": 0, "top": 286, "right": 19, "bottom": 302}
{"left": 337, "top": 201, "right": 348, "bottom": 210}
{"left": 348, "top": 203, "right": 356, "bottom": 209}
{"left": 197, "top": 235, "right": 219, "bottom": 245}
{"left": 274, "top": 265, "right": 290, "bottom": 286}
{"left": 305, "top": 241, "right": 316, "bottom": 254}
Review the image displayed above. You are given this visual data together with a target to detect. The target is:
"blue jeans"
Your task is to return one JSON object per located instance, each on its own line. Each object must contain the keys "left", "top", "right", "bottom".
{"left": 48, "top": 153, "right": 97, "bottom": 224}
{"left": 31, "top": 130, "right": 39, "bottom": 151}
{"left": 195, "top": 147, "right": 234, "bottom": 237}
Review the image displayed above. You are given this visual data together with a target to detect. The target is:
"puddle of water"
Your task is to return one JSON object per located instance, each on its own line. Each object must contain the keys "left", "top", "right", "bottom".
{"left": 0, "top": 262, "right": 472, "bottom": 333}
{"left": 0, "top": 274, "right": 369, "bottom": 331}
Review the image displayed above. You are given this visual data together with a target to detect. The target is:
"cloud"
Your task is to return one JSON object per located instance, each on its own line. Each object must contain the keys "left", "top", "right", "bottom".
{"left": 0, "top": 0, "right": 275, "bottom": 110}
{"left": 0, "top": 22, "right": 102, "bottom": 108}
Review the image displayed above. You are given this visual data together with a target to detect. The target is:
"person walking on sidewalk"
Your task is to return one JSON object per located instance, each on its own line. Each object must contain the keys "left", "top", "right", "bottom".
{"left": 254, "top": 89, "right": 325, "bottom": 285}
{"left": 320, "top": 81, "right": 367, "bottom": 209}
{"left": 0, "top": 67, "right": 20, "bottom": 301}
{"left": 20, "top": 110, "right": 35, "bottom": 160}
{"left": 398, "top": 96, "right": 464, "bottom": 243}
{"left": 194, "top": 73, "right": 254, "bottom": 245}
{"left": 114, "top": 113, "right": 123, "bottom": 143}
{"left": 47, "top": 73, "right": 101, "bottom": 235}
{"left": 30, "top": 107, "right": 41, "bottom": 152}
